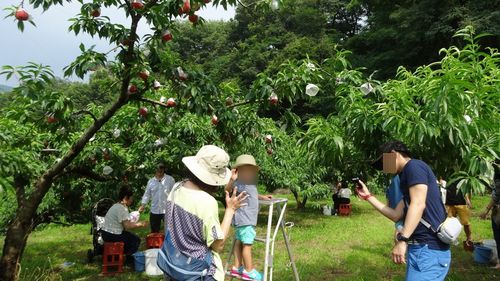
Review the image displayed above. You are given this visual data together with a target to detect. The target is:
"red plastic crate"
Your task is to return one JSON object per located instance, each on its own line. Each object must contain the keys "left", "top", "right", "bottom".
{"left": 146, "top": 233, "right": 165, "bottom": 249}
{"left": 102, "top": 242, "right": 124, "bottom": 275}
{"left": 339, "top": 204, "right": 352, "bottom": 216}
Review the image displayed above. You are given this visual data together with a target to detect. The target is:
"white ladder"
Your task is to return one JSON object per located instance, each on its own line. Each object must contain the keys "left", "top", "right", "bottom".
{"left": 225, "top": 198, "right": 300, "bottom": 281}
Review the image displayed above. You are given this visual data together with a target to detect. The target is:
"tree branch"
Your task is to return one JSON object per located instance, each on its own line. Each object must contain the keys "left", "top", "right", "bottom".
{"left": 13, "top": 174, "right": 28, "bottom": 208}
{"left": 63, "top": 166, "right": 114, "bottom": 182}
{"left": 236, "top": 0, "right": 256, "bottom": 9}
{"left": 227, "top": 99, "right": 260, "bottom": 108}
{"left": 72, "top": 110, "right": 98, "bottom": 122}
{"left": 137, "top": 97, "right": 169, "bottom": 108}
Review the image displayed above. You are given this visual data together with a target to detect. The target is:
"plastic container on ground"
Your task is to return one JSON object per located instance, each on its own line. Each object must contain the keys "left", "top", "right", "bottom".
{"left": 482, "top": 239, "right": 498, "bottom": 263}
{"left": 132, "top": 251, "right": 145, "bottom": 272}
{"left": 145, "top": 248, "right": 163, "bottom": 276}
{"left": 473, "top": 245, "right": 492, "bottom": 264}
{"left": 322, "top": 205, "right": 332, "bottom": 216}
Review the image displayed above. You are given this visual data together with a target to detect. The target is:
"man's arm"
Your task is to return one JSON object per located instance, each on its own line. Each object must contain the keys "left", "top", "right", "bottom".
{"left": 465, "top": 193, "right": 472, "bottom": 208}
{"left": 138, "top": 180, "right": 152, "bottom": 212}
{"left": 366, "top": 197, "right": 405, "bottom": 222}
{"left": 480, "top": 198, "right": 494, "bottom": 219}
{"left": 358, "top": 181, "right": 404, "bottom": 222}
{"left": 400, "top": 184, "right": 427, "bottom": 238}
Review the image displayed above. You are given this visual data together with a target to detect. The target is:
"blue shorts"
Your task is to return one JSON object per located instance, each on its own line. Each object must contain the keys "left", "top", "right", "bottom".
{"left": 406, "top": 244, "right": 451, "bottom": 281}
{"left": 235, "top": 225, "right": 256, "bottom": 245}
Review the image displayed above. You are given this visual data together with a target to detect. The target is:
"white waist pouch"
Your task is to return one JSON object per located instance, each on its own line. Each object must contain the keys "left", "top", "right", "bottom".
{"left": 421, "top": 217, "right": 463, "bottom": 245}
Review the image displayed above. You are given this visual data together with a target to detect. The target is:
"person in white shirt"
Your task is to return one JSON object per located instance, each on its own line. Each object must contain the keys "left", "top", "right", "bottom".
{"left": 438, "top": 176, "right": 447, "bottom": 205}
{"left": 138, "top": 163, "right": 175, "bottom": 233}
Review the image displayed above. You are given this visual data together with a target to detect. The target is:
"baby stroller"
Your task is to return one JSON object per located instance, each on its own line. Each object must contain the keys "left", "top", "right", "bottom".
{"left": 87, "top": 198, "right": 114, "bottom": 263}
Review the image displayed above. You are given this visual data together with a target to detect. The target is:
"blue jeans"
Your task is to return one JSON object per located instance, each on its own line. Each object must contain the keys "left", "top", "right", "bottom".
{"left": 406, "top": 244, "right": 451, "bottom": 281}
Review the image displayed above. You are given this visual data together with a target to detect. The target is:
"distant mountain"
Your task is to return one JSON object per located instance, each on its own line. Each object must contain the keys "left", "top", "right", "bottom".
{"left": 0, "top": 84, "right": 12, "bottom": 93}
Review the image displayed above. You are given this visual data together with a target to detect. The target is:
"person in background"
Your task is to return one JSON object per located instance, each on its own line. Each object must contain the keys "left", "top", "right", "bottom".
{"left": 332, "top": 181, "right": 351, "bottom": 215}
{"left": 226, "top": 154, "right": 273, "bottom": 281}
{"left": 138, "top": 163, "right": 175, "bottom": 233}
{"left": 372, "top": 157, "right": 403, "bottom": 229}
{"left": 480, "top": 163, "right": 500, "bottom": 269}
{"left": 438, "top": 176, "right": 447, "bottom": 205}
{"left": 331, "top": 181, "right": 340, "bottom": 215}
{"left": 163, "top": 145, "right": 247, "bottom": 281}
{"left": 357, "top": 141, "right": 450, "bottom": 281}
{"left": 445, "top": 181, "right": 473, "bottom": 245}
{"left": 386, "top": 175, "right": 404, "bottom": 230}
{"left": 102, "top": 186, "right": 148, "bottom": 265}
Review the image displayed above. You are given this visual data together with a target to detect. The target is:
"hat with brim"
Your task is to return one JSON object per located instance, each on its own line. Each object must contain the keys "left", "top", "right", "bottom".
{"left": 233, "top": 154, "right": 260, "bottom": 170}
{"left": 182, "top": 145, "right": 231, "bottom": 186}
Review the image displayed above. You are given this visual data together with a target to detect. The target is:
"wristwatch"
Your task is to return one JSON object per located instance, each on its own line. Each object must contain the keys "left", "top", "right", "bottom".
{"left": 396, "top": 233, "right": 410, "bottom": 242}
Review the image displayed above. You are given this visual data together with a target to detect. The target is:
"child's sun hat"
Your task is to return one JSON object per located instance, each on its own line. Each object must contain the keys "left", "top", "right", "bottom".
{"left": 233, "top": 154, "right": 260, "bottom": 171}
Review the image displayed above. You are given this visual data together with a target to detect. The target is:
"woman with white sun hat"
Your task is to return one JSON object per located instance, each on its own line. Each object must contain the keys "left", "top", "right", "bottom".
{"left": 159, "top": 145, "right": 247, "bottom": 281}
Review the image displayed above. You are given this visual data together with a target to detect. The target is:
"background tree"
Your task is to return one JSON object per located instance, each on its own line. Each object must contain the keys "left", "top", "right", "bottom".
{"left": 347, "top": 0, "right": 500, "bottom": 79}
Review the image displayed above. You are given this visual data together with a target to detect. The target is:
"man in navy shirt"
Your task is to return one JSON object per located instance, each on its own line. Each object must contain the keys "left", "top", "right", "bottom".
{"left": 357, "top": 141, "right": 450, "bottom": 281}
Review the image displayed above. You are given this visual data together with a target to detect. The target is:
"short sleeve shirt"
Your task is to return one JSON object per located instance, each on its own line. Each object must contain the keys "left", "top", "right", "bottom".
{"left": 399, "top": 159, "right": 449, "bottom": 250}
{"left": 338, "top": 188, "right": 352, "bottom": 199}
{"left": 233, "top": 181, "right": 259, "bottom": 227}
{"left": 445, "top": 182, "right": 467, "bottom": 206}
{"left": 166, "top": 185, "right": 225, "bottom": 281}
{"left": 102, "top": 203, "right": 129, "bottom": 234}
{"left": 141, "top": 175, "right": 176, "bottom": 214}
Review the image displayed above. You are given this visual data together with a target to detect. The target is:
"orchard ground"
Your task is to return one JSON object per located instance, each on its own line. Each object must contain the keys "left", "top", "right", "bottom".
{"left": 1, "top": 195, "right": 497, "bottom": 281}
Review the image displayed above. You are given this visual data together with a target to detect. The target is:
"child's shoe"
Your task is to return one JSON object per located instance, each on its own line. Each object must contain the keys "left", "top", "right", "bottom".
{"left": 230, "top": 266, "right": 244, "bottom": 278}
{"left": 241, "top": 269, "right": 263, "bottom": 281}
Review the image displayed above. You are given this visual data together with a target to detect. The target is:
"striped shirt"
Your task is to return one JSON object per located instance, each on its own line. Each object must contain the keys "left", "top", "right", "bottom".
{"left": 166, "top": 185, "right": 224, "bottom": 280}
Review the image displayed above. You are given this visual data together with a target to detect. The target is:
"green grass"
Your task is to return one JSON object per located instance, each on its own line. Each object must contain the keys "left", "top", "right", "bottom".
{"left": 1, "top": 195, "right": 498, "bottom": 281}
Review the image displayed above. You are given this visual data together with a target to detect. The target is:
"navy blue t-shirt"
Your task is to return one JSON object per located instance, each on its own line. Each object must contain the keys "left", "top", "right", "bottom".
{"left": 399, "top": 159, "right": 449, "bottom": 250}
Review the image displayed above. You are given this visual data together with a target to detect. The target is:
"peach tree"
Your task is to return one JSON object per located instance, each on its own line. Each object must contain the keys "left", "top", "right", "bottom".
{"left": 0, "top": 0, "right": 339, "bottom": 279}
{"left": 305, "top": 27, "right": 500, "bottom": 194}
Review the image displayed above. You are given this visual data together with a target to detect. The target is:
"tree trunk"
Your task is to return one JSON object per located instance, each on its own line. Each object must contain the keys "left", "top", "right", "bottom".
{"left": 291, "top": 190, "right": 308, "bottom": 209}
{"left": 0, "top": 95, "right": 129, "bottom": 281}
{"left": 0, "top": 12, "right": 140, "bottom": 280}
{"left": 0, "top": 208, "right": 33, "bottom": 281}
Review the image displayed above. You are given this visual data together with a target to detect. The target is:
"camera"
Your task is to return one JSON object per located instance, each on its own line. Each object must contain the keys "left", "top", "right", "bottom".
{"left": 351, "top": 177, "right": 362, "bottom": 189}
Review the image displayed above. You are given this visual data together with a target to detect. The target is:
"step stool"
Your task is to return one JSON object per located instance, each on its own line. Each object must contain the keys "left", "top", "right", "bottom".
{"left": 225, "top": 198, "right": 300, "bottom": 281}
{"left": 339, "top": 204, "right": 352, "bottom": 216}
{"left": 102, "top": 242, "right": 124, "bottom": 275}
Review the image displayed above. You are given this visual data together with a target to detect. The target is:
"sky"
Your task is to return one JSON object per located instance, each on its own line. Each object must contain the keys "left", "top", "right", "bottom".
{"left": 0, "top": 1, "right": 235, "bottom": 87}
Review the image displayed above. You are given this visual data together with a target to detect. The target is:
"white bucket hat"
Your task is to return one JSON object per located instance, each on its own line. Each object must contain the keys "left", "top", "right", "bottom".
{"left": 182, "top": 145, "right": 231, "bottom": 186}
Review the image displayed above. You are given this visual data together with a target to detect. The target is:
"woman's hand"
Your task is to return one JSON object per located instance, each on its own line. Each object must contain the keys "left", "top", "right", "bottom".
{"left": 139, "top": 221, "right": 149, "bottom": 228}
{"left": 260, "top": 195, "right": 273, "bottom": 200}
{"left": 356, "top": 180, "right": 371, "bottom": 199}
{"left": 230, "top": 168, "right": 238, "bottom": 182}
{"left": 225, "top": 187, "right": 248, "bottom": 211}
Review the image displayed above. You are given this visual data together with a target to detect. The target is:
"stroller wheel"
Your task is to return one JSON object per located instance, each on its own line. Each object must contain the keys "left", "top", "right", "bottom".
{"left": 87, "top": 249, "right": 94, "bottom": 263}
